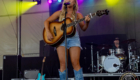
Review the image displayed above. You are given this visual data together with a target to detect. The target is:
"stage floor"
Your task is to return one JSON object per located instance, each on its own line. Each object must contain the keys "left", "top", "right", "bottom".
{"left": 83, "top": 73, "right": 140, "bottom": 77}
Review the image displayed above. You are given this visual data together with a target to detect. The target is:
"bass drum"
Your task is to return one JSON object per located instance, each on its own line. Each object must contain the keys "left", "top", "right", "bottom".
{"left": 103, "top": 55, "right": 120, "bottom": 72}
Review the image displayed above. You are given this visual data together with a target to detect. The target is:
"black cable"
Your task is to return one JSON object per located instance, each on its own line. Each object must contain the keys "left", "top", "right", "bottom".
{"left": 16, "top": 69, "right": 25, "bottom": 80}
{"left": 43, "top": 44, "right": 52, "bottom": 80}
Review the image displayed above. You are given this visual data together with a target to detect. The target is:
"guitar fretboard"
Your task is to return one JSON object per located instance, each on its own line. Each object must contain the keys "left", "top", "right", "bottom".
{"left": 66, "top": 13, "right": 95, "bottom": 27}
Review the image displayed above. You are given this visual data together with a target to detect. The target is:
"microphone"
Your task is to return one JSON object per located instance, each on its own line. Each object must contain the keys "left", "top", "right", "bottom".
{"left": 64, "top": 2, "right": 70, "bottom": 5}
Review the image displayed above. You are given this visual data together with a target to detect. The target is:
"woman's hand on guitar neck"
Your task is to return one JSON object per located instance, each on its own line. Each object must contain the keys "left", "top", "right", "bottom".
{"left": 46, "top": 31, "right": 54, "bottom": 41}
{"left": 85, "top": 15, "right": 91, "bottom": 23}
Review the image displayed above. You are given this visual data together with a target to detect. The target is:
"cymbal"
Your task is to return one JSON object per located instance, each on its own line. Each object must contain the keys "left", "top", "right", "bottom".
{"left": 86, "top": 42, "right": 98, "bottom": 46}
{"left": 130, "top": 47, "right": 140, "bottom": 52}
{"left": 97, "top": 44, "right": 112, "bottom": 49}
{"left": 121, "top": 39, "right": 136, "bottom": 44}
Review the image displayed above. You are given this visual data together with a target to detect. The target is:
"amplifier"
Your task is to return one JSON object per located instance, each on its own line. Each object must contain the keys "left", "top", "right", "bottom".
{"left": 24, "top": 70, "right": 39, "bottom": 79}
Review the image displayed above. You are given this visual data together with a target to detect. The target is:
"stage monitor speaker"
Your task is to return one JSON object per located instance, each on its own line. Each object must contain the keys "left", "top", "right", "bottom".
{"left": 2, "top": 55, "right": 21, "bottom": 80}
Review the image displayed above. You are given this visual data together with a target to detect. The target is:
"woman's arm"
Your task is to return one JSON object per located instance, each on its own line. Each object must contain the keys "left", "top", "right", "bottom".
{"left": 44, "top": 10, "right": 61, "bottom": 41}
{"left": 44, "top": 10, "right": 61, "bottom": 33}
{"left": 77, "top": 12, "right": 91, "bottom": 31}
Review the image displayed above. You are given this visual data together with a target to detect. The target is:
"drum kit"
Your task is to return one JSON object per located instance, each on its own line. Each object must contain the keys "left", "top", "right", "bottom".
{"left": 86, "top": 39, "right": 140, "bottom": 73}
{"left": 98, "top": 48, "right": 126, "bottom": 73}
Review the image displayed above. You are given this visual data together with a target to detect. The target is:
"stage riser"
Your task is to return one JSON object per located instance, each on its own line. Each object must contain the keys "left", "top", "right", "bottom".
{"left": 11, "top": 78, "right": 74, "bottom": 80}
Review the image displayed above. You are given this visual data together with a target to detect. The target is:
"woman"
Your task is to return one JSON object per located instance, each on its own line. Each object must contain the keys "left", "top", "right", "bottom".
{"left": 44, "top": 0, "right": 91, "bottom": 80}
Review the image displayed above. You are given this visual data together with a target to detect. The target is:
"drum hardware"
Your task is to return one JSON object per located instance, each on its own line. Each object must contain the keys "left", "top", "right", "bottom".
{"left": 97, "top": 51, "right": 105, "bottom": 73}
{"left": 130, "top": 55, "right": 139, "bottom": 72}
{"left": 131, "top": 55, "right": 140, "bottom": 62}
{"left": 128, "top": 43, "right": 139, "bottom": 71}
{"left": 128, "top": 43, "right": 133, "bottom": 70}
{"left": 86, "top": 42, "right": 98, "bottom": 72}
{"left": 121, "top": 39, "right": 140, "bottom": 72}
{"left": 109, "top": 49, "right": 115, "bottom": 55}
{"left": 121, "top": 39, "right": 136, "bottom": 70}
{"left": 131, "top": 60, "right": 139, "bottom": 72}
{"left": 97, "top": 51, "right": 100, "bottom": 72}
{"left": 96, "top": 44, "right": 112, "bottom": 73}
{"left": 117, "top": 61, "right": 125, "bottom": 73}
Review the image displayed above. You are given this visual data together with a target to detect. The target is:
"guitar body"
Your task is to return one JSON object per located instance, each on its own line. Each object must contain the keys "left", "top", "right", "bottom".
{"left": 43, "top": 18, "right": 76, "bottom": 47}
{"left": 37, "top": 73, "right": 45, "bottom": 80}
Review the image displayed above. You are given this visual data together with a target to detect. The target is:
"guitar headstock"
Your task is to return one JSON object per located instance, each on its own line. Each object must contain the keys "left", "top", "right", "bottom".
{"left": 96, "top": 9, "right": 109, "bottom": 17}
{"left": 42, "top": 57, "right": 46, "bottom": 63}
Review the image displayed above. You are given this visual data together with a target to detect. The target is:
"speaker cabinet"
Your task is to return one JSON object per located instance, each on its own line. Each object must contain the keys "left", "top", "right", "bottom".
{"left": 3, "top": 55, "right": 21, "bottom": 80}
{"left": 0, "top": 70, "right": 2, "bottom": 80}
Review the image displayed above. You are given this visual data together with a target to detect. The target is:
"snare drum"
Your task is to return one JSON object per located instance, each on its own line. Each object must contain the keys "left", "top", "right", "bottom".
{"left": 116, "top": 54, "right": 127, "bottom": 61}
{"left": 115, "top": 48, "right": 126, "bottom": 61}
{"left": 103, "top": 55, "right": 120, "bottom": 72}
{"left": 115, "top": 48, "right": 124, "bottom": 55}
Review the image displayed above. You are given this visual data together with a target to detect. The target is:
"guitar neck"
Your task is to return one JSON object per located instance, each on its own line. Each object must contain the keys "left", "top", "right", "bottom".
{"left": 41, "top": 62, "right": 44, "bottom": 75}
{"left": 67, "top": 13, "right": 96, "bottom": 27}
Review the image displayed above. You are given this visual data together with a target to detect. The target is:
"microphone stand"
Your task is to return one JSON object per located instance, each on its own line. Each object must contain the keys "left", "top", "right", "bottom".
{"left": 64, "top": 4, "right": 68, "bottom": 80}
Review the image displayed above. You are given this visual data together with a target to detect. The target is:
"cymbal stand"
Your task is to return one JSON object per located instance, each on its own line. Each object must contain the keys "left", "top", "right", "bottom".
{"left": 97, "top": 51, "right": 104, "bottom": 73}
{"left": 88, "top": 43, "right": 96, "bottom": 72}
{"left": 136, "top": 62, "right": 138, "bottom": 72}
{"left": 97, "top": 51, "right": 99, "bottom": 72}
{"left": 128, "top": 43, "right": 132, "bottom": 70}
{"left": 91, "top": 44, "right": 94, "bottom": 72}
{"left": 131, "top": 60, "right": 139, "bottom": 72}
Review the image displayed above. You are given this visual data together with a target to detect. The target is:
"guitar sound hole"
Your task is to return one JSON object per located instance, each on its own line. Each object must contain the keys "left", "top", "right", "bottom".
{"left": 54, "top": 27, "right": 57, "bottom": 36}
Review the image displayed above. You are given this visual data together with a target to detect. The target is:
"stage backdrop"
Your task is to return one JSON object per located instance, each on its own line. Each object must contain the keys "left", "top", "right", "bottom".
{"left": 0, "top": 0, "right": 50, "bottom": 69}
{"left": 0, "top": 0, "right": 140, "bottom": 71}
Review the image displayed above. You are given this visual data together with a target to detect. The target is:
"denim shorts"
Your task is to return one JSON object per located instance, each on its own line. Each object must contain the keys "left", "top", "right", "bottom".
{"left": 59, "top": 31, "right": 82, "bottom": 49}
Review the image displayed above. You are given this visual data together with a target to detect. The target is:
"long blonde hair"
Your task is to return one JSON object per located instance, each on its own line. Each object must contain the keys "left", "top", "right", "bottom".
{"left": 59, "top": 0, "right": 79, "bottom": 21}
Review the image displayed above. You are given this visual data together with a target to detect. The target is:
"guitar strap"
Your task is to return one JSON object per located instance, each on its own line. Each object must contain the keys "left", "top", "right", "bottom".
{"left": 75, "top": 12, "right": 77, "bottom": 21}
{"left": 74, "top": 12, "right": 77, "bottom": 27}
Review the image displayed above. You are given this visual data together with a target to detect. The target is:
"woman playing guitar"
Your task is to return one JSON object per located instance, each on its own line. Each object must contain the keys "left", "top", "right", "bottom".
{"left": 44, "top": 0, "right": 91, "bottom": 80}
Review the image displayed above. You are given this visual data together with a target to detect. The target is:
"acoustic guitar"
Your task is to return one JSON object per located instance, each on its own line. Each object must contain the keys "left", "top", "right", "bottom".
{"left": 43, "top": 9, "right": 109, "bottom": 47}
{"left": 37, "top": 57, "right": 46, "bottom": 80}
